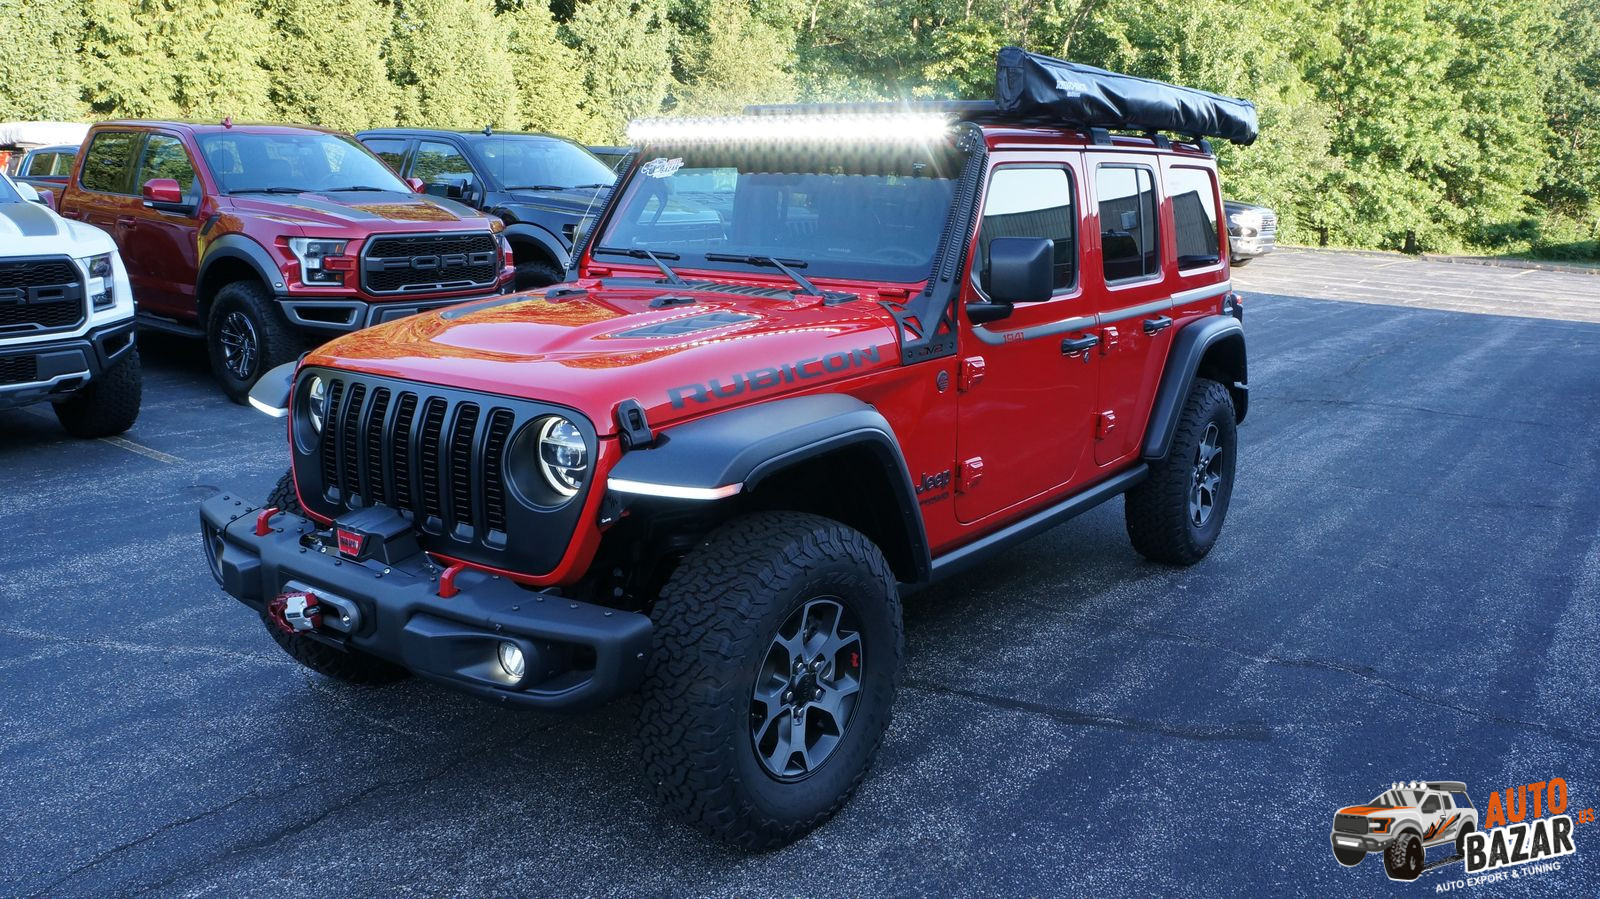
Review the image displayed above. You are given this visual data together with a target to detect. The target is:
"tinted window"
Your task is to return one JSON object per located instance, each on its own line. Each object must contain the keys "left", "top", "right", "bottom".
{"left": 1097, "top": 166, "right": 1159, "bottom": 282}
{"left": 196, "top": 131, "right": 406, "bottom": 193}
{"left": 976, "top": 167, "right": 1076, "bottom": 294}
{"left": 476, "top": 137, "right": 614, "bottom": 190}
{"left": 1421, "top": 796, "right": 1440, "bottom": 814}
{"left": 80, "top": 132, "right": 139, "bottom": 193}
{"left": 1169, "top": 166, "right": 1220, "bottom": 269}
{"left": 413, "top": 141, "right": 475, "bottom": 190}
{"left": 24, "top": 152, "right": 65, "bottom": 176}
{"left": 363, "top": 138, "right": 409, "bottom": 173}
{"left": 136, "top": 135, "right": 197, "bottom": 195}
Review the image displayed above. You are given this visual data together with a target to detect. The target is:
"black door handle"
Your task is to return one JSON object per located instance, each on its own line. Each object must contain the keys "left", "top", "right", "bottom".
{"left": 1143, "top": 316, "right": 1173, "bottom": 335}
{"left": 1061, "top": 334, "right": 1099, "bottom": 355}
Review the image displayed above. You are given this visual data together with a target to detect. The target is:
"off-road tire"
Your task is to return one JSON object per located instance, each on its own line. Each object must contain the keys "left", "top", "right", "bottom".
{"left": 1332, "top": 845, "right": 1366, "bottom": 867}
{"left": 1385, "top": 833, "right": 1424, "bottom": 881}
{"left": 258, "top": 471, "right": 407, "bottom": 686}
{"left": 1124, "top": 377, "right": 1237, "bottom": 565}
{"left": 638, "top": 511, "right": 903, "bottom": 849}
{"left": 52, "top": 346, "right": 142, "bottom": 437}
{"left": 515, "top": 260, "right": 564, "bottom": 290}
{"left": 1454, "top": 821, "right": 1475, "bottom": 859}
{"left": 207, "top": 280, "right": 303, "bottom": 405}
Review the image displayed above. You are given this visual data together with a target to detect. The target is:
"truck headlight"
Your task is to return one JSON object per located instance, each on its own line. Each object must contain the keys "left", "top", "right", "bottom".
{"left": 307, "top": 376, "right": 327, "bottom": 433}
{"left": 1369, "top": 818, "right": 1391, "bottom": 834}
{"left": 536, "top": 416, "right": 587, "bottom": 496}
{"left": 84, "top": 252, "right": 115, "bottom": 308}
{"left": 288, "top": 238, "right": 350, "bottom": 285}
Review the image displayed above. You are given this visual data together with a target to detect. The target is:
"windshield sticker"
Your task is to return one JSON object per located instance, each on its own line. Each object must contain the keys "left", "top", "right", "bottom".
{"left": 640, "top": 157, "right": 684, "bottom": 179}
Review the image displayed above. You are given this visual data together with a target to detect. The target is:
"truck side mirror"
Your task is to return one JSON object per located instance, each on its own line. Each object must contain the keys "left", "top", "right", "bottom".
{"left": 987, "top": 237, "right": 1055, "bottom": 304}
{"left": 142, "top": 178, "right": 194, "bottom": 214}
{"left": 405, "top": 177, "right": 425, "bottom": 193}
{"left": 14, "top": 181, "right": 40, "bottom": 203}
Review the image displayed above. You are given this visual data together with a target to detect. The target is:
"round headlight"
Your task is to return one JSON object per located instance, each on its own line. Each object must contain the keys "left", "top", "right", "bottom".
{"left": 536, "top": 416, "right": 587, "bottom": 496}
{"left": 308, "top": 376, "right": 326, "bottom": 433}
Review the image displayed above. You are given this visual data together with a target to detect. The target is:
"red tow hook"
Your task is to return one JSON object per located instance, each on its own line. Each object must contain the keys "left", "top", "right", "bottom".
{"left": 438, "top": 563, "right": 467, "bottom": 599}
{"left": 255, "top": 506, "right": 280, "bottom": 536}
{"left": 267, "top": 590, "right": 322, "bottom": 635}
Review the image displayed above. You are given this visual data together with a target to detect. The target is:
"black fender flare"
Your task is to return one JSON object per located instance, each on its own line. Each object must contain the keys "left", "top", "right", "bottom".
{"left": 500, "top": 221, "right": 569, "bottom": 268}
{"left": 198, "top": 235, "right": 287, "bottom": 313}
{"left": 1141, "top": 315, "right": 1247, "bottom": 461}
{"left": 606, "top": 393, "right": 932, "bottom": 583}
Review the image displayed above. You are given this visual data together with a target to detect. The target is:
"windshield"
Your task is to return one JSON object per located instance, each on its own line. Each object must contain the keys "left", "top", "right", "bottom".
{"left": 197, "top": 131, "right": 407, "bottom": 194}
{"left": 476, "top": 137, "right": 615, "bottom": 190}
{"left": 0, "top": 174, "right": 20, "bottom": 203}
{"left": 1371, "top": 790, "right": 1422, "bottom": 807}
{"left": 594, "top": 148, "right": 960, "bottom": 283}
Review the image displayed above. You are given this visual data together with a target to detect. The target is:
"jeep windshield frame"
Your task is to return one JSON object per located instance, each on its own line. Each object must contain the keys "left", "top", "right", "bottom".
{"left": 591, "top": 143, "right": 966, "bottom": 285}
{"left": 197, "top": 131, "right": 409, "bottom": 196}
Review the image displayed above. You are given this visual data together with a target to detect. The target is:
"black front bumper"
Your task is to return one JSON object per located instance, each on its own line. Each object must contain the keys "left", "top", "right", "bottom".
{"left": 0, "top": 319, "right": 136, "bottom": 409}
{"left": 199, "top": 492, "right": 650, "bottom": 710}
{"left": 277, "top": 282, "right": 515, "bottom": 334}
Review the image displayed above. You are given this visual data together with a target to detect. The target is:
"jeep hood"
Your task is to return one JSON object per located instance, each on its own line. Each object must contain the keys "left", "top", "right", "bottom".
{"left": 223, "top": 190, "right": 491, "bottom": 231}
{"left": 305, "top": 280, "right": 902, "bottom": 435}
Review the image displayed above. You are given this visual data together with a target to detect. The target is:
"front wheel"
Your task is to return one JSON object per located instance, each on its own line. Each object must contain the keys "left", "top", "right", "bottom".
{"left": 638, "top": 512, "right": 903, "bottom": 849}
{"left": 1385, "top": 833, "right": 1424, "bottom": 881}
{"left": 207, "top": 280, "right": 303, "bottom": 404}
{"left": 1124, "top": 377, "right": 1237, "bottom": 565}
{"left": 52, "top": 345, "right": 142, "bottom": 437}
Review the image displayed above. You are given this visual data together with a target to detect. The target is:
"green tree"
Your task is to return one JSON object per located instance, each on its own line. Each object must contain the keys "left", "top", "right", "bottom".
{"left": 81, "top": 0, "right": 275, "bottom": 120}
{"left": 265, "top": 0, "right": 399, "bottom": 131}
{"left": 389, "top": 0, "right": 520, "bottom": 130}
{"left": 0, "top": 0, "right": 86, "bottom": 120}
{"left": 1543, "top": 0, "right": 1600, "bottom": 216}
{"left": 565, "top": 0, "right": 675, "bottom": 141}
{"left": 500, "top": 0, "right": 587, "bottom": 134}
{"left": 674, "top": 0, "right": 797, "bottom": 114}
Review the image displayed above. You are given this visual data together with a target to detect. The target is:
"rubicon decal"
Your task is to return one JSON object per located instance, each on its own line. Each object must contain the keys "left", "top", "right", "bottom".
{"left": 667, "top": 346, "right": 881, "bottom": 407}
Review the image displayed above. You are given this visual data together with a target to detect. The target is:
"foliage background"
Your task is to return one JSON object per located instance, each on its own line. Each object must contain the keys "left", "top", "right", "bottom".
{"left": 1, "top": 0, "right": 1594, "bottom": 258}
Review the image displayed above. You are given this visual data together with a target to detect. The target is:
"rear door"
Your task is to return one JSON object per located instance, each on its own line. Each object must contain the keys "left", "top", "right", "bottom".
{"left": 68, "top": 129, "right": 144, "bottom": 245}
{"left": 955, "top": 154, "right": 1098, "bottom": 524}
{"left": 361, "top": 136, "right": 414, "bottom": 179}
{"left": 124, "top": 131, "right": 203, "bottom": 318}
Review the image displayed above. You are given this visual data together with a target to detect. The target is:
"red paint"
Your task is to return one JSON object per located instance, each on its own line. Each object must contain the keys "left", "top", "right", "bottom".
{"left": 336, "top": 528, "right": 363, "bottom": 558}
{"left": 437, "top": 563, "right": 467, "bottom": 599}
{"left": 254, "top": 506, "right": 279, "bottom": 536}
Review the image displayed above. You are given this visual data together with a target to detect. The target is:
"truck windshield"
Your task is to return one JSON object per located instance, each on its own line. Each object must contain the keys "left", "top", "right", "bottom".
{"left": 0, "top": 174, "right": 20, "bottom": 203}
{"left": 197, "top": 131, "right": 408, "bottom": 195}
{"left": 476, "top": 137, "right": 615, "bottom": 191}
{"left": 594, "top": 148, "right": 959, "bottom": 283}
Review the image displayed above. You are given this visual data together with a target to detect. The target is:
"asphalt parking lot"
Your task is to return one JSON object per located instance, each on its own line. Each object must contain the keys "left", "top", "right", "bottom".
{"left": 3, "top": 249, "right": 1598, "bottom": 896}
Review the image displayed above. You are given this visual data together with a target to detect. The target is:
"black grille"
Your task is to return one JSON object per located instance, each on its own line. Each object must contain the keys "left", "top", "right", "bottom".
{"left": 1335, "top": 814, "right": 1370, "bottom": 835}
{"left": 0, "top": 354, "right": 39, "bottom": 385}
{"left": 0, "top": 257, "right": 86, "bottom": 336}
{"left": 315, "top": 375, "right": 515, "bottom": 541}
{"left": 362, "top": 232, "right": 499, "bottom": 295}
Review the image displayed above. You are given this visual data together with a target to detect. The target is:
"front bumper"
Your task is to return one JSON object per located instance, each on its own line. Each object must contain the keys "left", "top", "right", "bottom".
{"left": 0, "top": 319, "right": 136, "bottom": 409}
{"left": 199, "top": 492, "right": 649, "bottom": 710}
{"left": 1330, "top": 830, "right": 1392, "bottom": 854}
{"left": 278, "top": 281, "right": 514, "bottom": 334}
{"left": 1228, "top": 233, "right": 1276, "bottom": 259}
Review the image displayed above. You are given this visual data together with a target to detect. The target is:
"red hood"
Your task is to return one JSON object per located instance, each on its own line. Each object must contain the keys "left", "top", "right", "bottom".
{"left": 305, "top": 280, "right": 903, "bottom": 435}
{"left": 221, "top": 189, "right": 495, "bottom": 232}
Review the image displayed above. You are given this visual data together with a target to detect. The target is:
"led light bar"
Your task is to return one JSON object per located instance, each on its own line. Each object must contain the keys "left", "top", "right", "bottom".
{"left": 626, "top": 113, "right": 954, "bottom": 146}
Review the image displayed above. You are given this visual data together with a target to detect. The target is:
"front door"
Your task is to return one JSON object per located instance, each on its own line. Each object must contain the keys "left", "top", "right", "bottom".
{"left": 124, "top": 132, "right": 202, "bottom": 319}
{"left": 955, "top": 157, "right": 1098, "bottom": 524}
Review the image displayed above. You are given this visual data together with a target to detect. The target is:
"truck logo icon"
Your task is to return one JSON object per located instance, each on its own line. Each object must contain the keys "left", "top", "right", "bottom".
{"left": 1330, "top": 780, "right": 1479, "bottom": 881}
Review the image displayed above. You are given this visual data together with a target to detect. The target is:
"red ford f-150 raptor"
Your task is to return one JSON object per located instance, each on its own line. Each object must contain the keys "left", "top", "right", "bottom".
{"left": 201, "top": 49, "right": 1254, "bottom": 848}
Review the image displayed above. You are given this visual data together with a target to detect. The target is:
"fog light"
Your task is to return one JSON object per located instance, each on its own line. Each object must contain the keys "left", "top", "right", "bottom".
{"left": 497, "top": 641, "right": 525, "bottom": 679}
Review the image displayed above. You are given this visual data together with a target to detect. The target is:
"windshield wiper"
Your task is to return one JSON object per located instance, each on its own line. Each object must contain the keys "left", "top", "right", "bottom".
{"left": 703, "top": 253, "right": 822, "bottom": 297}
{"left": 321, "top": 186, "right": 393, "bottom": 192}
{"left": 569, "top": 183, "right": 614, "bottom": 190}
{"left": 503, "top": 184, "right": 569, "bottom": 191}
{"left": 230, "top": 187, "right": 312, "bottom": 194}
{"left": 592, "top": 246, "right": 686, "bottom": 285}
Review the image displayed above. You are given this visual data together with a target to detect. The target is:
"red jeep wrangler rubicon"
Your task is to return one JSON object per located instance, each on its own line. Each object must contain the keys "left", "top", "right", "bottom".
{"left": 58, "top": 122, "right": 514, "bottom": 402}
{"left": 201, "top": 50, "right": 1254, "bottom": 847}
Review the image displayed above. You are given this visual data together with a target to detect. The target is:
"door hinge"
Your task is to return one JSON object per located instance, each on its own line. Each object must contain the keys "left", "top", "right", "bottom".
{"left": 958, "top": 356, "right": 986, "bottom": 392}
{"left": 1095, "top": 410, "right": 1117, "bottom": 440}
{"left": 957, "top": 457, "right": 984, "bottom": 493}
{"left": 1099, "top": 325, "right": 1120, "bottom": 354}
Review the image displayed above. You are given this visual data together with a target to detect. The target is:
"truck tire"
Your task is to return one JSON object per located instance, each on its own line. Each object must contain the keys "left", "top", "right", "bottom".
{"left": 515, "top": 260, "right": 563, "bottom": 290}
{"left": 1384, "top": 832, "right": 1424, "bottom": 880}
{"left": 638, "top": 511, "right": 903, "bottom": 849}
{"left": 1454, "top": 821, "right": 1474, "bottom": 859}
{"left": 207, "top": 280, "right": 302, "bottom": 405}
{"left": 52, "top": 346, "right": 142, "bottom": 438}
{"left": 258, "top": 470, "right": 408, "bottom": 686}
{"left": 1124, "top": 377, "right": 1236, "bottom": 565}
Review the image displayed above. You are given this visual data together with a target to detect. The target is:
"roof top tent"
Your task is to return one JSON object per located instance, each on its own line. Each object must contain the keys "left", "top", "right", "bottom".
{"left": 0, "top": 121, "right": 90, "bottom": 174}
{"left": 744, "top": 47, "right": 1259, "bottom": 149}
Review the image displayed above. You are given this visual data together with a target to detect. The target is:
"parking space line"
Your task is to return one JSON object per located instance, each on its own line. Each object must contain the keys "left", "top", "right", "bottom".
{"left": 17, "top": 407, "right": 185, "bottom": 464}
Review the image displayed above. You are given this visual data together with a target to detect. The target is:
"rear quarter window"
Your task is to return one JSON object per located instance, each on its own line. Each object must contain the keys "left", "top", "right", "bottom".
{"left": 80, "top": 132, "right": 140, "bottom": 193}
{"left": 1168, "top": 166, "right": 1221, "bottom": 269}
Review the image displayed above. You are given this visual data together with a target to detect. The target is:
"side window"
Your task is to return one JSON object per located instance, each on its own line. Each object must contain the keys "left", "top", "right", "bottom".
{"left": 24, "top": 153, "right": 57, "bottom": 176}
{"left": 1421, "top": 796, "right": 1440, "bottom": 814}
{"left": 363, "top": 138, "right": 409, "bottom": 174}
{"left": 1441, "top": 795, "right": 1452, "bottom": 809}
{"left": 136, "top": 135, "right": 197, "bottom": 196}
{"left": 412, "top": 141, "right": 474, "bottom": 191}
{"left": 975, "top": 166, "right": 1076, "bottom": 295}
{"left": 1097, "top": 165, "right": 1159, "bottom": 282}
{"left": 80, "top": 132, "right": 139, "bottom": 193}
{"left": 1169, "top": 166, "right": 1221, "bottom": 269}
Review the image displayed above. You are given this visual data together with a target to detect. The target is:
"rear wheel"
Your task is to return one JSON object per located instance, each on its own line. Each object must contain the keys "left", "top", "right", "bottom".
{"left": 207, "top": 280, "right": 303, "bottom": 404}
{"left": 1455, "top": 821, "right": 1475, "bottom": 859}
{"left": 638, "top": 511, "right": 902, "bottom": 849}
{"left": 52, "top": 346, "right": 142, "bottom": 437}
{"left": 1124, "top": 377, "right": 1237, "bottom": 565}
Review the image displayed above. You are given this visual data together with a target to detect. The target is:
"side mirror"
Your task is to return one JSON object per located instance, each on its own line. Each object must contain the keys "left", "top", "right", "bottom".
{"left": 142, "top": 178, "right": 194, "bottom": 214}
{"left": 987, "top": 237, "right": 1055, "bottom": 304}
{"left": 35, "top": 187, "right": 56, "bottom": 210}
{"left": 14, "top": 181, "right": 40, "bottom": 202}
{"left": 247, "top": 360, "right": 297, "bottom": 418}
{"left": 405, "top": 176, "right": 425, "bottom": 193}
